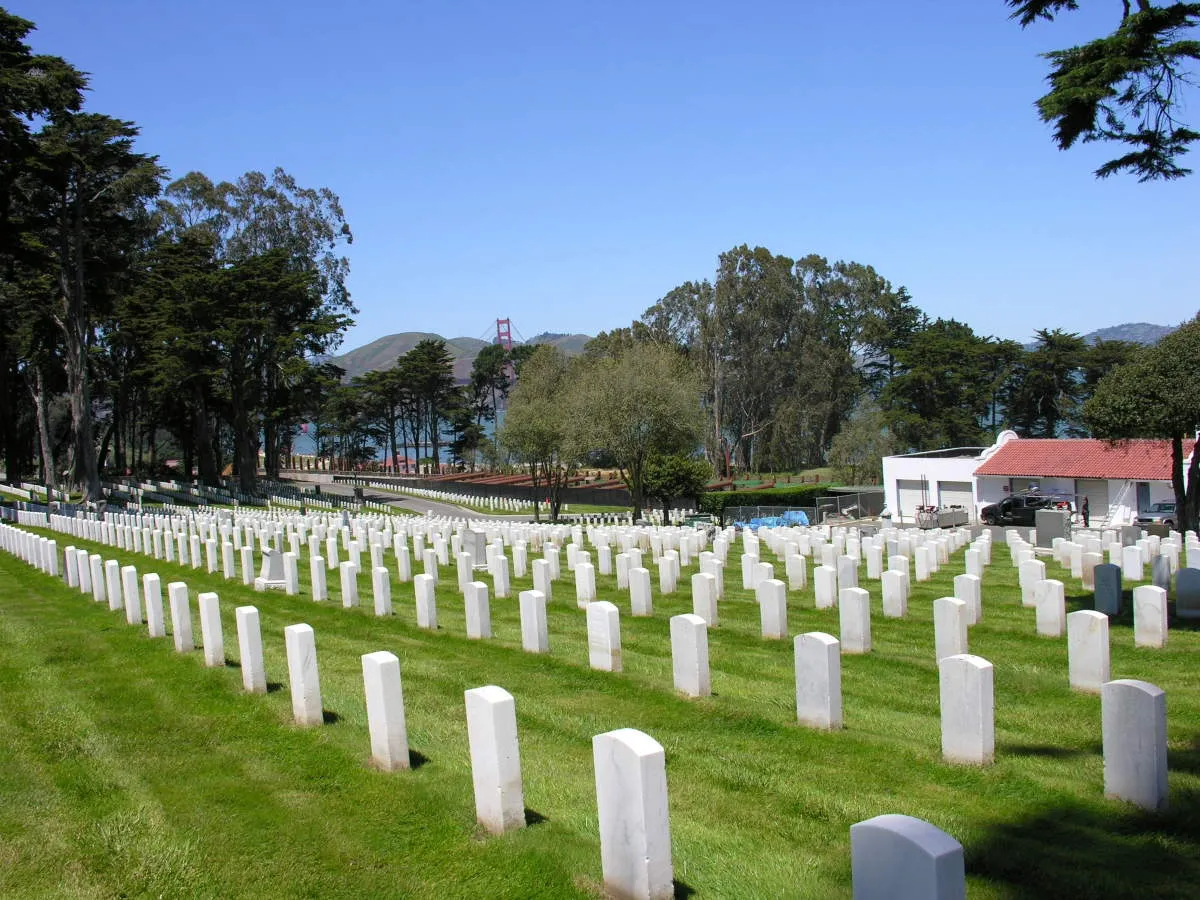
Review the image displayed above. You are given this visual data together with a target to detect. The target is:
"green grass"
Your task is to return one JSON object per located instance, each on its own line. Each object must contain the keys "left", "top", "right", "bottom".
{"left": 559, "top": 504, "right": 632, "bottom": 515}
{"left": 1, "top": 528, "right": 1198, "bottom": 898}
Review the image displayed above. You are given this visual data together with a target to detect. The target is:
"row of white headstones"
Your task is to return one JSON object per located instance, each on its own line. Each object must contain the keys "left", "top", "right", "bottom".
{"left": 3, "top": 516, "right": 987, "bottom": 899}
{"left": 11, "top": 512, "right": 1191, "bottom": 890}
{"left": 26, "top": 506, "right": 1183, "bottom": 798}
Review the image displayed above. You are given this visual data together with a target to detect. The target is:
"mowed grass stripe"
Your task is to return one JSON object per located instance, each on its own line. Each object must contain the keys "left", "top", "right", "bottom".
{"left": 2, "top": 528, "right": 1198, "bottom": 897}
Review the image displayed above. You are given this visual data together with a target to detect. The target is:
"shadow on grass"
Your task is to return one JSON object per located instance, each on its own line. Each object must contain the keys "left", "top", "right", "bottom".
{"left": 266, "top": 681, "right": 284, "bottom": 694}
{"left": 322, "top": 709, "right": 341, "bottom": 724}
{"left": 999, "top": 742, "right": 1096, "bottom": 760}
{"left": 1167, "top": 609, "right": 1200, "bottom": 632}
{"left": 408, "top": 750, "right": 430, "bottom": 770}
{"left": 673, "top": 879, "right": 696, "bottom": 899}
{"left": 1167, "top": 733, "right": 1200, "bottom": 776}
{"left": 523, "top": 807, "right": 547, "bottom": 827}
{"left": 968, "top": 790, "right": 1200, "bottom": 899}
{"left": 1065, "top": 589, "right": 1200, "bottom": 632}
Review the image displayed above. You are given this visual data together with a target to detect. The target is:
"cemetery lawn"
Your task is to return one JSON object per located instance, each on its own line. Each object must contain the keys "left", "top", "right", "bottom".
{"left": 2, "top": 533, "right": 1199, "bottom": 898}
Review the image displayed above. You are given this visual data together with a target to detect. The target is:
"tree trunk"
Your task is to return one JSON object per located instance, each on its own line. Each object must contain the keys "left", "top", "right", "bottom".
{"left": 58, "top": 194, "right": 101, "bottom": 502}
{"left": 530, "top": 461, "right": 542, "bottom": 523}
{"left": 233, "top": 402, "right": 258, "bottom": 495}
{"left": 1185, "top": 439, "right": 1200, "bottom": 536}
{"left": 97, "top": 418, "right": 115, "bottom": 474}
{"left": 29, "top": 367, "right": 57, "bottom": 495}
{"left": 1172, "top": 434, "right": 1198, "bottom": 535}
{"left": 193, "top": 384, "right": 219, "bottom": 485}
{"left": 429, "top": 408, "right": 440, "bottom": 474}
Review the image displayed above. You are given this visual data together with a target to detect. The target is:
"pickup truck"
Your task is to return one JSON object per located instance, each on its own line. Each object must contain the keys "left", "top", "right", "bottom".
{"left": 980, "top": 494, "right": 1067, "bottom": 526}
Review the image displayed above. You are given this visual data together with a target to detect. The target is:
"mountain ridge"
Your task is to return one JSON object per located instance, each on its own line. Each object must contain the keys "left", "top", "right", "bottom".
{"left": 332, "top": 321, "right": 1176, "bottom": 381}
{"left": 330, "top": 330, "right": 593, "bottom": 381}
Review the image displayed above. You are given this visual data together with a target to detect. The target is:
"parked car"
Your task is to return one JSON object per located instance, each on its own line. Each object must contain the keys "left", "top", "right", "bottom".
{"left": 980, "top": 493, "right": 1071, "bottom": 527}
{"left": 1136, "top": 501, "right": 1176, "bottom": 528}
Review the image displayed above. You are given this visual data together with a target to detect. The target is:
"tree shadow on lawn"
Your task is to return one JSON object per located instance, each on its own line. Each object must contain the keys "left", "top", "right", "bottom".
{"left": 998, "top": 742, "right": 1096, "bottom": 760}
{"left": 1167, "top": 732, "right": 1200, "bottom": 777}
{"left": 968, "top": 789, "right": 1200, "bottom": 899}
{"left": 1064, "top": 589, "right": 1200, "bottom": 631}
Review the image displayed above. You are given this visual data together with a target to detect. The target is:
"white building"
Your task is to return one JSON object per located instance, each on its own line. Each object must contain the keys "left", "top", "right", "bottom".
{"left": 882, "top": 430, "right": 1191, "bottom": 526}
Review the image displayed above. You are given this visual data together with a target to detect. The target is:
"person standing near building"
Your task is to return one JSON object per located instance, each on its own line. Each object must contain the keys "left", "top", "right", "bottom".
{"left": 1082, "top": 496, "right": 1090, "bottom": 527}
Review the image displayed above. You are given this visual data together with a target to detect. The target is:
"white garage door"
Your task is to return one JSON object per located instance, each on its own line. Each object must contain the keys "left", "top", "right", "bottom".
{"left": 938, "top": 481, "right": 974, "bottom": 517}
{"left": 897, "top": 479, "right": 930, "bottom": 522}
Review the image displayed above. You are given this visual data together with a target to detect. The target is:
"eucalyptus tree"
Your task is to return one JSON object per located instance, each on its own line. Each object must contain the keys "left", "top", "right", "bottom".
{"left": 637, "top": 246, "right": 911, "bottom": 474}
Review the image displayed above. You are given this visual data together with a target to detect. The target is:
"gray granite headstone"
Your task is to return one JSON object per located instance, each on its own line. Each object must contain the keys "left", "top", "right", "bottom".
{"left": 1151, "top": 555, "right": 1171, "bottom": 594}
{"left": 1176, "top": 567, "right": 1200, "bottom": 620}
{"left": 1035, "top": 509, "right": 1070, "bottom": 549}
{"left": 1120, "top": 526, "right": 1141, "bottom": 547}
{"left": 1094, "top": 563, "right": 1122, "bottom": 616}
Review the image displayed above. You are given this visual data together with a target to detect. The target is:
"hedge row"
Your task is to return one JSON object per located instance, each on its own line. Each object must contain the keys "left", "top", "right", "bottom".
{"left": 698, "top": 483, "right": 837, "bottom": 517}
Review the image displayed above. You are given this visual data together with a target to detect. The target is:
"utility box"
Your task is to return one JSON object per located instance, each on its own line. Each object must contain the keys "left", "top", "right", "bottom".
{"left": 1035, "top": 509, "right": 1071, "bottom": 548}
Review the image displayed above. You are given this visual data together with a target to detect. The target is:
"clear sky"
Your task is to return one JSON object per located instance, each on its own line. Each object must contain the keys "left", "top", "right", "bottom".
{"left": 18, "top": 0, "right": 1200, "bottom": 352}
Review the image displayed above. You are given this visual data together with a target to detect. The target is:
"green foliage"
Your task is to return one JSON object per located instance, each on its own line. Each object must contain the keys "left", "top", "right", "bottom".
{"left": 639, "top": 247, "right": 912, "bottom": 474}
{"left": 1008, "top": 1, "right": 1200, "bottom": 180}
{"left": 1084, "top": 317, "right": 1200, "bottom": 530}
{"left": 642, "top": 454, "right": 712, "bottom": 518}
{"left": 467, "top": 342, "right": 510, "bottom": 428}
{"left": 826, "top": 400, "right": 896, "bottom": 484}
{"left": 499, "top": 345, "right": 581, "bottom": 521}
{"left": 396, "top": 339, "right": 457, "bottom": 472}
{"left": 19, "top": 112, "right": 164, "bottom": 499}
{"left": 698, "top": 483, "right": 836, "bottom": 518}
{"left": 1004, "top": 328, "right": 1089, "bottom": 437}
{"left": 880, "top": 318, "right": 996, "bottom": 451}
{"left": 572, "top": 343, "right": 703, "bottom": 519}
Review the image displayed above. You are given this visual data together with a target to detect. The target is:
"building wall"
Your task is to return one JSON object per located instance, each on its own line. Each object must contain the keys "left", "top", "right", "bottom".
{"left": 883, "top": 437, "right": 1188, "bottom": 526}
{"left": 975, "top": 477, "right": 1008, "bottom": 512}
{"left": 881, "top": 454, "right": 982, "bottom": 524}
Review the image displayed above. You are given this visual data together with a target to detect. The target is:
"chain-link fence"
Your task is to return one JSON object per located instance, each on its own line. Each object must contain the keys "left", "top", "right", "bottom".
{"left": 725, "top": 506, "right": 815, "bottom": 528}
{"left": 723, "top": 491, "right": 884, "bottom": 528}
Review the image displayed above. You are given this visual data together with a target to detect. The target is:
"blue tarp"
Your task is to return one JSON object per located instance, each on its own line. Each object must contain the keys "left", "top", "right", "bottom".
{"left": 734, "top": 509, "right": 809, "bottom": 530}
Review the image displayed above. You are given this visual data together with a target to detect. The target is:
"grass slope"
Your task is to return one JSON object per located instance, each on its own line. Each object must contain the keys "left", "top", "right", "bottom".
{"left": 0, "top": 530, "right": 1198, "bottom": 898}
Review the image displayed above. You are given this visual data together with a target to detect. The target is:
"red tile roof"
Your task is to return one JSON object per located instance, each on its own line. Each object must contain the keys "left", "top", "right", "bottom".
{"left": 974, "top": 439, "right": 1191, "bottom": 481}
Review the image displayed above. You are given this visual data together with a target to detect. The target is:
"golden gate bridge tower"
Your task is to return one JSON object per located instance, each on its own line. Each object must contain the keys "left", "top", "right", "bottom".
{"left": 495, "top": 317, "right": 514, "bottom": 351}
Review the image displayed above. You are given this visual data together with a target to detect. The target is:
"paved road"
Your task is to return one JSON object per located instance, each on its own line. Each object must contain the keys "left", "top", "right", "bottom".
{"left": 299, "top": 479, "right": 525, "bottom": 521}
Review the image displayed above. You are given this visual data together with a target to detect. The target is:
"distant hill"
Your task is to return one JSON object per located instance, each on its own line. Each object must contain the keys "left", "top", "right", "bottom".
{"left": 331, "top": 330, "right": 593, "bottom": 381}
{"left": 1081, "top": 322, "right": 1177, "bottom": 345}
{"left": 1021, "top": 322, "right": 1177, "bottom": 351}
{"left": 330, "top": 332, "right": 492, "bottom": 381}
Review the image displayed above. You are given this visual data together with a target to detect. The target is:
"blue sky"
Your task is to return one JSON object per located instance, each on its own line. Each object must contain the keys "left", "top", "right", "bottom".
{"left": 19, "top": 0, "right": 1199, "bottom": 352}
